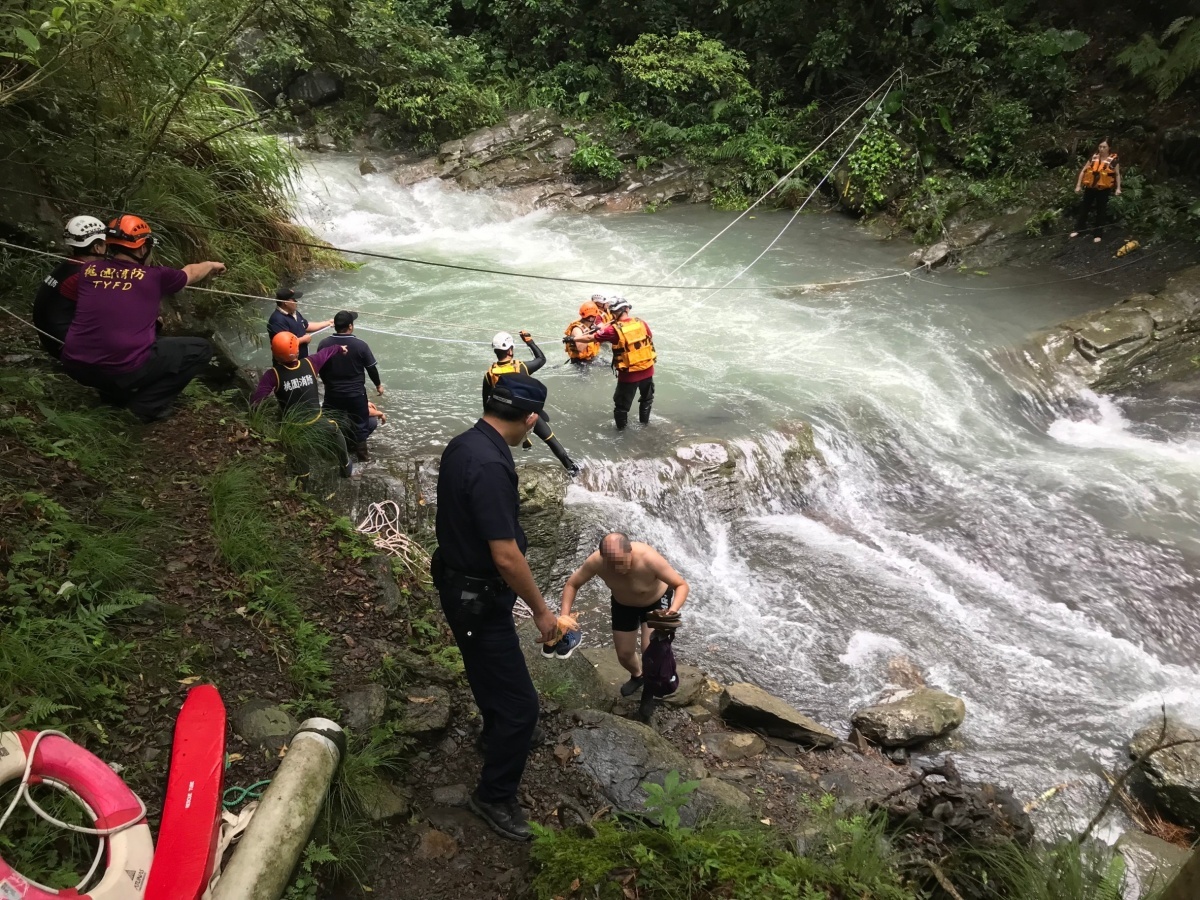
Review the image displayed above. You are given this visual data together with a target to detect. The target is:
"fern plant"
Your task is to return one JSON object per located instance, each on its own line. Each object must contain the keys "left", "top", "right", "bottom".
{"left": 1118, "top": 17, "right": 1200, "bottom": 99}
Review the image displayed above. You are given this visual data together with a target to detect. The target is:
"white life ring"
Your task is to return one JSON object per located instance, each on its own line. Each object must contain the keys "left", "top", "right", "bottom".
{"left": 0, "top": 731, "right": 154, "bottom": 900}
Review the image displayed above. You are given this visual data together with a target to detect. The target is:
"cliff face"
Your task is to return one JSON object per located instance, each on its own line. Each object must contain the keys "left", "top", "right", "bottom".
{"left": 1023, "top": 266, "right": 1200, "bottom": 392}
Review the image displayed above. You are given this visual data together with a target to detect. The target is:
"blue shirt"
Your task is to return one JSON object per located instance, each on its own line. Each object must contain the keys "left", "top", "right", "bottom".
{"left": 435, "top": 420, "right": 526, "bottom": 578}
{"left": 268, "top": 308, "right": 310, "bottom": 359}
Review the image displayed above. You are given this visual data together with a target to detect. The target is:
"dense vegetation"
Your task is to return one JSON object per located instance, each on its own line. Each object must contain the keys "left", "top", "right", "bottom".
{"left": 3, "top": 0, "right": 1199, "bottom": 262}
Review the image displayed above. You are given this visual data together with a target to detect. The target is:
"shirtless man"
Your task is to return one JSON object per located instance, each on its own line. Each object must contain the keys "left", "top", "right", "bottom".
{"left": 560, "top": 532, "right": 689, "bottom": 696}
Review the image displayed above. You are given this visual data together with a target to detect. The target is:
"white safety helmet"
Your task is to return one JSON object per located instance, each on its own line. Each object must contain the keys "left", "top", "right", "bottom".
{"left": 608, "top": 296, "right": 631, "bottom": 315}
{"left": 492, "top": 331, "right": 515, "bottom": 352}
{"left": 64, "top": 215, "right": 107, "bottom": 249}
{"left": 590, "top": 293, "right": 605, "bottom": 303}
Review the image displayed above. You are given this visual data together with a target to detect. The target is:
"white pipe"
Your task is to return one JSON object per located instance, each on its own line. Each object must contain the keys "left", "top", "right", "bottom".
{"left": 211, "top": 718, "right": 345, "bottom": 900}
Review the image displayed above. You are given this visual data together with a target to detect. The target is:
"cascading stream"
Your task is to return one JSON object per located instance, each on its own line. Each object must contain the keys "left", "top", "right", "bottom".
{"left": 282, "top": 154, "right": 1200, "bottom": 830}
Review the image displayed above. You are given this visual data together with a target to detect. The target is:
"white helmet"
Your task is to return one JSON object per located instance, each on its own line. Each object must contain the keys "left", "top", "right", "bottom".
{"left": 608, "top": 296, "right": 631, "bottom": 315}
{"left": 492, "top": 331, "right": 514, "bottom": 352}
{"left": 64, "top": 215, "right": 107, "bottom": 249}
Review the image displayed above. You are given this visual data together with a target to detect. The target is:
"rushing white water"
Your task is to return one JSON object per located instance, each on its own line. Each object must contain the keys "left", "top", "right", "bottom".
{"left": 280, "top": 155, "right": 1200, "bottom": 827}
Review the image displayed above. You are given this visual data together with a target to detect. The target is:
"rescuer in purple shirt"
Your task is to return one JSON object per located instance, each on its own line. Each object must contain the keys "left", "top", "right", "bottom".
{"left": 61, "top": 215, "right": 225, "bottom": 423}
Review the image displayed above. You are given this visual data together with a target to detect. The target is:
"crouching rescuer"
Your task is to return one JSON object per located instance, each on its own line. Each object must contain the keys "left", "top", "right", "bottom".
{"left": 251, "top": 333, "right": 354, "bottom": 479}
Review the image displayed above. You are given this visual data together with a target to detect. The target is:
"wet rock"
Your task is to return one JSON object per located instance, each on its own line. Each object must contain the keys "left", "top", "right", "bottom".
{"left": 882, "top": 758, "right": 1033, "bottom": 848}
{"left": 1117, "top": 830, "right": 1191, "bottom": 896}
{"left": 359, "top": 157, "right": 379, "bottom": 176}
{"left": 565, "top": 710, "right": 748, "bottom": 826}
{"left": 517, "top": 465, "right": 569, "bottom": 584}
{"left": 851, "top": 687, "right": 966, "bottom": 748}
{"left": 947, "top": 220, "right": 995, "bottom": 248}
{"left": 702, "top": 732, "right": 766, "bottom": 762}
{"left": 520, "top": 620, "right": 614, "bottom": 712}
{"left": 886, "top": 656, "right": 927, "bottom": 690}
{"left": 911, "top": 241, "right": 952, "bottom": 270}
{"left": 719, "top": 683, "right": 837, "bottom": 748}
{"left": 1023, "top": 266, "right": 1200, "bottom": 393}
{"left": 287, "top": 71, "right": 342, "bottom": 107}
{"left": 234, "top": 700, "right": 297, "bottom": 752}
{"left": 338, "top": 684, "right": 387, "bottom": 733}
{"left": 399, "top": 685, "right": 451, "bottom": 737}
{"left": 1129, "top": 718, "right": 1200, "bottom": 829}
{"left": 362, "top": 777, "right": 412, "bottom": 821}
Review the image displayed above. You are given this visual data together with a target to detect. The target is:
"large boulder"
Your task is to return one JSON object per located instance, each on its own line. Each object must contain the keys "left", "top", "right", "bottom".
{"left": 287, "top": 71, "right": 342, "bottom": 107}
{"left": 563, "top": 710, "right": 749, "bottom": 826}
{"left": 516, "top": 464, "right": 569, "bottom": 584}
{"left": 1129, "top": 718, "right": 1200, "bottom": 829}
{"left": 518, "top": 620, "right": 614, "bottom": 712}
{"left": 1022, "top": 266, "right": 1200, "bottom": 393}
{"left": 719, "top": 683, "right": 837, "bottom": 748}
{"left": 1117, "top": 830, "right": 1192, "bottom": 896}
{"left": 851, "top": 687, "right": 966, "bottom": 748}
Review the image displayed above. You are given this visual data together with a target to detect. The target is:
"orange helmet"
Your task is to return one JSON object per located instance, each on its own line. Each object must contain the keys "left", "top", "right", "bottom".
{"left": 271, "top": 332, "right": 300, "bottom": 359}
{"left": 579, "top": 301, "right": 600, "bottom": 319}
{"left": 107, "top": 215, "right": 154, "bottom": 250}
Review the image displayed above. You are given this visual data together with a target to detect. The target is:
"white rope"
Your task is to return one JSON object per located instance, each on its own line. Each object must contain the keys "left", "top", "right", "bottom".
{"left": 356, "top": 500, "right": 432, "bottom": 580}
{"left": 0, "top": 730, "right": 147, "bottom": 895}
{"left": 693, "top": 78, "right": 900, "bottom": 302}
{"left": 659, "top": 68, "right": 901, "bottom": 282}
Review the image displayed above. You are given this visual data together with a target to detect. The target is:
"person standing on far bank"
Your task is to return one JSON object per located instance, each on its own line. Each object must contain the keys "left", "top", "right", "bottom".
{"left": 267, "top": 287, "right": 333, "bottom": 360}
{"left": 317, "top": 310, "right": 383, "bottom": 462}
{"left": 1071, "top": 139, "right": 1121, "bottom": 243}
{"left": 432, "top": 372, "right": 558, "bottom": 842}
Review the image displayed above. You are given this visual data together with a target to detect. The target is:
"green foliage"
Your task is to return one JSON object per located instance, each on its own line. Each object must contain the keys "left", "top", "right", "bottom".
{"left": 642, "top": 770, "right": 699, "bottom": 834}
{"left": 948, "top": 837, "right": 1138, "bottom": 900}
{"left": 847, "top": 124, "right": 910, "bottom": 207}
{"left": 210, "top": 463, "right": 280, "bottom": 574}
{"left": 611, "top": 32, "right": 753, "bottom": 110}
{"left": 531, "top": 795, "right": 912, "bottom": 900}
{"left": 569, "top": 134, "right": 623, "bottom": 181}
{"left": 1118, "top": 17, "right": 1200, "bottom": 100}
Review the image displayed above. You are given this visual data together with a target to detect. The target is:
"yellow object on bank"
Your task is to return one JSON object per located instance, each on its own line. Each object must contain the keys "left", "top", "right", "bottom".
{"left": 1115, "top": 240, "right": 1140, "bottom": 258}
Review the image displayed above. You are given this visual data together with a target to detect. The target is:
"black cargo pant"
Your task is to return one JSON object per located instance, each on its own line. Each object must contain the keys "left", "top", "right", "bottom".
{"left": 323, "top": 390, "right": 371, "bottom": 444}
{"left": 532, "top": 411, "right": 576, "bottom": 472}
{"left": 613, "top": 377, "right": 654, "bottom": 429}
{"left": 65, "top": 337, "right": 212, "bottom": 422}
{"left": 438, "top": 587, "right": 539, "bottom": 803}
{"left": 1075, "top": 188, "right": 1112, "bottom": 237}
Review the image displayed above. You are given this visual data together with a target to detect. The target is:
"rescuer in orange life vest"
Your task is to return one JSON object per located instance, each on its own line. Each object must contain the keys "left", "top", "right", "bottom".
{"left": 1071, "top": 139, "right": 1121, "bottom": 243}
{"left": 562, "top": 300, "right": 604, "bottom": 365}
{"left": 572, "top": 296, "right": 656, "bottom": 429}
{"left": 484, "top": 330, "right": 581, "bottom": 476}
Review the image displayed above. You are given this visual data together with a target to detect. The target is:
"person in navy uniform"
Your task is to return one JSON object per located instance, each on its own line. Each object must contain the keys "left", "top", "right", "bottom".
{"left": 316, "top": 310, "right": 384, "bottom": 461}
{"left": 432, "top": 372, "right": 558, "bottom": 842}
{"left": 267, "top": 287, "right": 333, "bottom": 360}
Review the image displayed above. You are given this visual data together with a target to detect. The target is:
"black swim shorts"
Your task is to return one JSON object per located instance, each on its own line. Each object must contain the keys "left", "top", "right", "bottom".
{"left": 610, "top": 587, "right": 674, "bottom": 633}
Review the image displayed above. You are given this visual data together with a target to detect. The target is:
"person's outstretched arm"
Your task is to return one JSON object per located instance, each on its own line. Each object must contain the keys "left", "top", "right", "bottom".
{"left": 182, "top": 261, "right": 226, "bottom": 285}
{"left": 560, "top": 552, "right": 602, "bottom": 617}
{"left": 520, "top": 330, "right": 546, "bottom": 373}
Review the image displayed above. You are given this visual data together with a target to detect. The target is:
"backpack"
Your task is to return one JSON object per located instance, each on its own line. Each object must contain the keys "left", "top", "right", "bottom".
{"left": 641, "top": 630, "right": 678, "bottom": 698}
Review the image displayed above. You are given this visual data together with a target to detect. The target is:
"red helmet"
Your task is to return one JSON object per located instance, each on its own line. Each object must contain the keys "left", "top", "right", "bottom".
{"left": 271, "top": 332, "right": 300, "bottom": 360}
{"left": 107, "top": 215, "right": 154, "bottom": 250}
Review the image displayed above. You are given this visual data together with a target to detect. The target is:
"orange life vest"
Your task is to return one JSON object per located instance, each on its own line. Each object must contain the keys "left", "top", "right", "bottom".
{"left": 563, "top": 320, "right": 600, "bottom": 361}
{"left": 486, "top": 357, "right": 528, "bottom": 387}
{"left": 611, "top": 317, "right": 656, "bottom": 374}
{"left": 1081, "top": 154, "right": 1118, "bottom": 191}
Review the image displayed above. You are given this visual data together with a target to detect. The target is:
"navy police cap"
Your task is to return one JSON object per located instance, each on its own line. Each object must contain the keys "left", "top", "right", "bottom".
{"left": 492, "top": 372, "right": 547, "bottom": 414}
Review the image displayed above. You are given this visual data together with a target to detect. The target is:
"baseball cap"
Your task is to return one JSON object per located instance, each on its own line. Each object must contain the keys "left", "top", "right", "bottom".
{"left": 333, "top": 310, "right": 358, "bottom": 331}
{"left": 275, "top": 287, "right": 303, "bottom": 303}
{"left": 491, "top": 372, "right": 547, "bottom": 414}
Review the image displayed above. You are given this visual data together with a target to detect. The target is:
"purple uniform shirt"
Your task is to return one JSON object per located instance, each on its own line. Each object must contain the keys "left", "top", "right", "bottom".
{"left": 250, "top": 344, "right": 344, "bottom": 406}
{"left": 62, "top": 261, "right": 188, "bottom": 372}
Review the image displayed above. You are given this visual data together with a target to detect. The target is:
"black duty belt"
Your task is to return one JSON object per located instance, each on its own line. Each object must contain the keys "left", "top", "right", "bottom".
{"left": 431, "top": 549, "right": 508, "bottom": 596}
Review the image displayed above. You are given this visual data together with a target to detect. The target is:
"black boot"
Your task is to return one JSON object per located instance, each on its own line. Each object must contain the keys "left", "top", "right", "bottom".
{"left": 638, "top": 402, "right": 652, "bottom": 425}
{"left": 467, "top": 792, "right": 533, "bottom": 842}
{"left": 614, "top": 409, "right": 629, "bottom": 430}
{"left": 355, "top": 442, "right": 369, "bottom": 462}
{"left": 546, "top": 436, "right": 579, "bottom": 475}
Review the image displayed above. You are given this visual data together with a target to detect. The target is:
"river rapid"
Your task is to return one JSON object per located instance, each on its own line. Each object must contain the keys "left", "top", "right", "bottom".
{"left": 272, "top": 155, "right": 1200, "bottom": 831}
